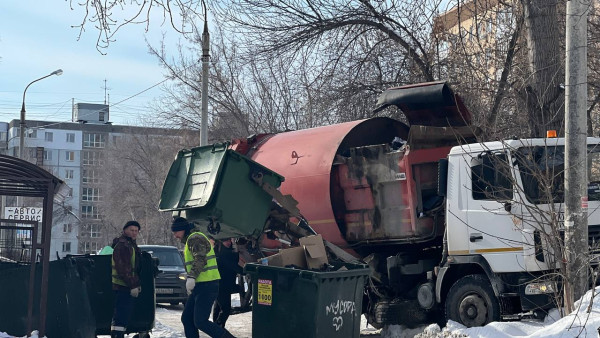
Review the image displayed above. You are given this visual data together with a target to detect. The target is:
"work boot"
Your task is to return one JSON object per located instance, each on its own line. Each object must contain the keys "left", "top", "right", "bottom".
{"left": 220, "top": 330, "right": 236, "bottom": 338}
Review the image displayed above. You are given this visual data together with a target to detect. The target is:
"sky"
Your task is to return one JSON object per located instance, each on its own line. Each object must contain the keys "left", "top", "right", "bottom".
{"left": 0, "top": 2, "right": 188, "bottom": 126}
{"left": 2, "top": 288, "right": 599, "bottom": 337}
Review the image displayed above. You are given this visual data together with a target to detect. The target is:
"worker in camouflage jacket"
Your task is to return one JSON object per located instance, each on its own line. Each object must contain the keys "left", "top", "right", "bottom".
{"left": 171, "top": 216, "right": 235, "bottom": 338}
{"left": 110, "top": 220, "right": 142, "bottom": 338}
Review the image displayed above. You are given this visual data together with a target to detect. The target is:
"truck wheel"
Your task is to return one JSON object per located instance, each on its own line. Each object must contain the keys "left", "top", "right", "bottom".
{"left": 445, "top": 274, "right": 500, "bottom": 328}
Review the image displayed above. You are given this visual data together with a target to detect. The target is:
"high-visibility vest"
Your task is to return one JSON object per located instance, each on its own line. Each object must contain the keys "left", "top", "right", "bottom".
{"left": 111, "top": 243, "right": 136, "bottom": 287}
{"left": 184, "top": 231, "right": 220, "bottom": 282}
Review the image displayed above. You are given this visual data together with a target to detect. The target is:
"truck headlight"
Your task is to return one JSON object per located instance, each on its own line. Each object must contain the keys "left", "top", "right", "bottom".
{"left": 178, "top": 273, "right": 187, "bottom": 280}
{"left": 525, "top": 281, "right": 557, "bottom": 295}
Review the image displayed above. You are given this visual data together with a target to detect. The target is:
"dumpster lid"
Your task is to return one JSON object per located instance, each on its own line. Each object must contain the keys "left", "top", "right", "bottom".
{"left": 159, "top": 144, "right": 284, "bottom": 211}
{"left": 159, "top": 145, "right": 230, "bottom": 211}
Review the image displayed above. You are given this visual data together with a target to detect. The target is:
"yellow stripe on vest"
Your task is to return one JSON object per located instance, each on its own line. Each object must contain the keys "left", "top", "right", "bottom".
{"left": 111, "top": 243, "right": 136, "bottom": 287}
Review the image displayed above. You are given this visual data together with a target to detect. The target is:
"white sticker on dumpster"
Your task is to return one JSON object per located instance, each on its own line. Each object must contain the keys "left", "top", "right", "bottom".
{"left": 257, "top": 279, "right": 272, "bottom": 306}
{"left": 325, "top": 300, "right": 356, "bottom": 331}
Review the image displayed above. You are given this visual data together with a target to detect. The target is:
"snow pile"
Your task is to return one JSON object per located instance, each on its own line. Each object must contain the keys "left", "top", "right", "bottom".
{"left": 383, "top": 286, "right": 600, "bottom": 338}
{"left": 3, "top": 288, "right": 600, "bottom": 338}
{"left": 0, "top": 330, "right": 44, "bottom": 338}
{"left": 150, "top": 321, "right": 186, "bottom": 338}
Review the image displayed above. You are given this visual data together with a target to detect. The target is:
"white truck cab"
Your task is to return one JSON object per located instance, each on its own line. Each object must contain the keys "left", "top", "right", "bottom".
{"left": 439, "top": 136, "right": 600, "bottom": 324}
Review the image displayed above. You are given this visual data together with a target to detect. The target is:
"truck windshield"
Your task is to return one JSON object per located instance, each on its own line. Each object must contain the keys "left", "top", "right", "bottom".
{"left": 514, "top": 145, "right": 600, "bottom": 204}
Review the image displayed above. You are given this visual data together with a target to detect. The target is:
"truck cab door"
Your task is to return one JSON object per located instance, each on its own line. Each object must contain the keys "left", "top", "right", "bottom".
{"left": 465, "top": 152, "right": 525, "bottom": 272}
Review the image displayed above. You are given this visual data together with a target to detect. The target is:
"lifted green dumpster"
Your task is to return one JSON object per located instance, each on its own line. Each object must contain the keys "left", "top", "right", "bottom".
{"left": 159, "top": 143, "right": 284, "bottom": 239}
{"left": 245, "top": 262, "right": 371, "bottom": 338}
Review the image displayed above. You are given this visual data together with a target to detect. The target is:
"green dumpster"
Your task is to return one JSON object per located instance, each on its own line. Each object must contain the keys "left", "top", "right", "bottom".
{"left": 245, "top": 262, "right": 370, "bottom": 338}
{"left": 71, "top": 252, "right": 157, "bottom": 336}
{"left": 159, "top": 143, "right": 284, "bottom": 239}
{"left": 0, "top": 258, "right": 96, "bottom": 338}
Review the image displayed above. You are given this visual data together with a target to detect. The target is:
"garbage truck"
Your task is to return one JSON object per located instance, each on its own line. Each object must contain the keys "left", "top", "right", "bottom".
{"left": 159, "top": 81, "right": 600, "bottom": 328}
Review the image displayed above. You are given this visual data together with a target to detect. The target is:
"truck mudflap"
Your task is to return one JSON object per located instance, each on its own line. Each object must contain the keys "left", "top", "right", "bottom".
{"left": 367, "top": 297, "right": 440, "bottom": 329}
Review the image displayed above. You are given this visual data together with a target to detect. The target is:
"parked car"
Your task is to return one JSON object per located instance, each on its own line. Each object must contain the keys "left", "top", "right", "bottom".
{"left": 139, "top": 245, "right": 187, "bottom": 305}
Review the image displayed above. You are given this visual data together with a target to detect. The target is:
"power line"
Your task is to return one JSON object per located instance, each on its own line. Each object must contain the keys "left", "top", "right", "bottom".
{"left": 111, "top": 77, "right": 172, "bottom": 107}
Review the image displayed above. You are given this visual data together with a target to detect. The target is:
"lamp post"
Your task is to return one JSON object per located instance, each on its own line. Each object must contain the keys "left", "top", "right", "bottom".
{"left": 19, "top": 69, "right": 63, "bottom": 159}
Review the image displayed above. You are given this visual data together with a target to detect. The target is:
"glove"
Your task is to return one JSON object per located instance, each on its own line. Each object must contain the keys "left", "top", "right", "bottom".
{"left": 130, "top": 286, "right": 141, "bottom": 298}
{"left": 186, "top": 277, "right": 196, "bottom": 295}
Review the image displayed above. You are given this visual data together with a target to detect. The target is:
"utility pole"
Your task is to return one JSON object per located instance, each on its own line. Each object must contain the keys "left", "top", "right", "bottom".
{"left": 200, "top": 2, "right": 210, "bottom": 146}
{"left": 564, "top": 0, "right": 589, "bottom": 310}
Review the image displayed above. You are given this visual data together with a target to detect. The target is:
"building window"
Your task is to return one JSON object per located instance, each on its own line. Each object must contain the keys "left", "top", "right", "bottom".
{"left": 65, "top": 151, "right": 75, "bottom": 161}
{"left": 82, "top": 187, "right": 101, "bottom": 202}
{"left": 43, "top": 150, "right": 52, "bottom": 161}
{"left": 45, "top": 132, "right": 53, "bottom": 142}
{"left": 82, "top": 241, "right": 99, "bottom": 254}
{"left": 90, "top": 224, "right": 101, "bottom": 238}
{"left": 62, "top": 242, "right": 71, "bottom": 253}
{"left": 66, "top": 133, "right": 75, "bottom": 143}
{"left": 63, "top": 223, "right": 72, "bottom": 233}
{"left": 65, "top": 169, "right": 74, "bottom": 179}
{"left": 82, "top": 151, "right": 104, "bottom": 166}
{"left": 82, "top": 169, "right": 100, "bottom": 184}
{"left": 83, "top": 133, "right": 106, "bottom": 148}
{"left": 25, "top": 129, "right": 37, "bottom": 138}
{"left": 81, "top": 205, "right": 100, "bottom": 219}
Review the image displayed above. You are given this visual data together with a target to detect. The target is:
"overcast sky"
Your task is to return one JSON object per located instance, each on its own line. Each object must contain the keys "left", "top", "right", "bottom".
{"left": 0, "top": 2, "right": 187, "bottom": 126}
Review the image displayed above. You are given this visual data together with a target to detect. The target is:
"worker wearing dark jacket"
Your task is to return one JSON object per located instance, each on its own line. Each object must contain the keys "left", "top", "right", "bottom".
{"left": 110, "top": 220, "right": 142, "bottom": 338}
{"left": 171, "top": 217, "right": 235, "bottom": 338}
{"left": 213, "top": 238, "right": 242, "bottom": 328}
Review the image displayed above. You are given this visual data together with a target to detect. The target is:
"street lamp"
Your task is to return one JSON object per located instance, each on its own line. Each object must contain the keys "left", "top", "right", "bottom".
{"left": 19, "top": 69, "right": 63, "bottom": 159}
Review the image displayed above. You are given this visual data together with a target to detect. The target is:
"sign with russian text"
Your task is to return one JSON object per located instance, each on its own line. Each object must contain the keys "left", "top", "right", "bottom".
{"left": 4, "top": 207, "right": 43, "bottom": 222}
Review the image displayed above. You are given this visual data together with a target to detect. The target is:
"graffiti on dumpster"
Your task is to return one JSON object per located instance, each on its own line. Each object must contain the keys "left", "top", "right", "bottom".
{"left": 325, "top": 300, "right": 356, "bottom": 331}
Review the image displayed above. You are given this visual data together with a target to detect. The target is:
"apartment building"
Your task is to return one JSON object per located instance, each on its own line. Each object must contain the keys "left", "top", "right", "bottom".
{"left": 1, "top": 103, "right": 191, "bottom": 258}
{"left": 433, "top": 0, "right": 513, "bottom": 81}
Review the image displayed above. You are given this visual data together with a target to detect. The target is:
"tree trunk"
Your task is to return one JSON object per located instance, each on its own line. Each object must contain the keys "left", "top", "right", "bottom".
{"left": 521, "top": 0, "right": 564, "bottom": 137}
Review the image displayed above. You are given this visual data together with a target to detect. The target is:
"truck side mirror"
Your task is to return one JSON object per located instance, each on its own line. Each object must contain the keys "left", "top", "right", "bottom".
{"left": 438, "top": 159, "right": 448, "bottom": 197}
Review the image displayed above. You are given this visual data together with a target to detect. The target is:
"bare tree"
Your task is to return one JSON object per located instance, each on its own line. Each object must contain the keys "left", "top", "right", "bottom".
{"left": 519, "top": 0, "right": 564, "bottom": 137}
{"left": 100, "top": 128, "right": 196, "bottom": 246}
{"left": 70, "top": 0, "right": 600, "bottom": 139}
{"left": 69, "top": 0, "right": 203, "bottom": 52}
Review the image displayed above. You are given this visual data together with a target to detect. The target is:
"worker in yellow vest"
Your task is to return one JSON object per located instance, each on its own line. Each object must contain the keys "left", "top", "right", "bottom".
{"left": 171, "top": 217, "right": 235, "bottom": 338}
{"left": 110, "top": 220, "right": 142, "bottom": 338}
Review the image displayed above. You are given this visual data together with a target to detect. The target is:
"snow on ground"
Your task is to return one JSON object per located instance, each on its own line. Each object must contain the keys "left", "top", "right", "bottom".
{"left": 3, "top": 287, "right": 599, "bottom": 337}
{"left": 382, "top": 287, "right": 600, "bottom": 338}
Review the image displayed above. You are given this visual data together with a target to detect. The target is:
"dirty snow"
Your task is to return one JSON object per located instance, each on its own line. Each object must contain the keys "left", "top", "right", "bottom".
{"left": 2, "top": 287, "right": 599, "bottom": 337}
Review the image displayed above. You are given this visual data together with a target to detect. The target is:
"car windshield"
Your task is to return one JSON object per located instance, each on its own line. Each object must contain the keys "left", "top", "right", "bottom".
{"left": 514, "top": 144, "right": 600, "bottom": 204}
{"left": 145, "top": 249, "right": 184, "bottom": 267}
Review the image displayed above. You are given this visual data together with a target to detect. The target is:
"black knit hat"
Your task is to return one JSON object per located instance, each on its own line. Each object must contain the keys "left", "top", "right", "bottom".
{"left": 123, "top": 220, "right": 141, "bottom": 231}
{"left": 171, "top": 216, "right": 192, "bottom": 232}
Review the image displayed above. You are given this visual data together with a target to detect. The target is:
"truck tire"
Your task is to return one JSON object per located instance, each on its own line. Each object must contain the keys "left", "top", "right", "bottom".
{"left": 445, "top": 274, "right": 500, "bottom": 327}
